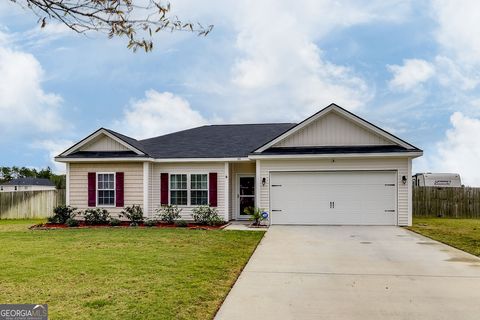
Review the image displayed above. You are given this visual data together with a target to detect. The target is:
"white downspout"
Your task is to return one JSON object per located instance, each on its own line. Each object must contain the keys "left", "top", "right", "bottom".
{"left": 143, "top": 162, "right": 150, "bottom": 218}
{"left": 65, "top": 162, "right": 70, "bottom": 206}
{"left": 224, "top": 162, "right": 230, "bottom": 221}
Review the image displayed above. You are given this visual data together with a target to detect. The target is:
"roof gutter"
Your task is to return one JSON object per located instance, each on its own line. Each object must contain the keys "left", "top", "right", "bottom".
{"left": 54, "top": 157, "right": 155, "bottom": 163}
{"left": 248, "top": 151, "right": 423, "bottom": 160}
{"left": 54, "top": 157, "right": 251, "bottom": 163}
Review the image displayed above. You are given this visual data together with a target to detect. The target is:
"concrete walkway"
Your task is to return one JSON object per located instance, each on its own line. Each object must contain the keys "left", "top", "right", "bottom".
{"left": 215, "top": 226, "right": 480, "bottom": 320}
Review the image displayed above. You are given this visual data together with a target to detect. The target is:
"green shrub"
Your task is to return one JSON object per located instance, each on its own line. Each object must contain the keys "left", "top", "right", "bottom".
{"left": 65, "top": 218, "right": 79, "bottom": 227}
{"left": 83, "top": 208, "right": 110, "bottom": 225}
{"left": 244, "top": 206, "right": 267, "bottom": 226}
{"left": 48, "top": 205, "right": 77, "bottom": 224}
{"left": 174, "top": 220, "right": 188, "bottom": 228}
{"left": 109, "top": 218, "right": 121, "bottom": 226}
{"left": 120, "top": 205, "right": 144, "bottom": 225}
{"left": 144, "top": 219, "right": 158, "bottom": 227}
{"left": 156, "top": 204, "right": 182, "bottom": 224}
{"left": 192, "top": 206, "right": 224, "bottom": 226}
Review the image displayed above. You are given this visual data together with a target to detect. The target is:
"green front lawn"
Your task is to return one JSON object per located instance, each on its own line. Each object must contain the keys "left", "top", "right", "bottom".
{"left": 0, "top": 219, "right": 264, "bottom": 319}
{"left": 408, "top": 217, "right": 480, "bottom": 257}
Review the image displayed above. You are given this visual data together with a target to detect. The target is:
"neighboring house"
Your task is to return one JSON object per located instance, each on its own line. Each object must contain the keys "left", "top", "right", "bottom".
{"left": 0, "top": 178, "right": 56, "bottom": 192}
{"left": 55, "top": 104, "right": 423, "bottom": 226}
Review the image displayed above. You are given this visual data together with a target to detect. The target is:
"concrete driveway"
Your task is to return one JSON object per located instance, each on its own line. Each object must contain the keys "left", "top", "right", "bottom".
{"left": 215, "top": 226, "right": 480, "bottom": 320}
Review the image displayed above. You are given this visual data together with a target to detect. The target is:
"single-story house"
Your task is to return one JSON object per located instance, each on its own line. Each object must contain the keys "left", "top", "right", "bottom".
{"left": 0, "top": 178, "right": 56, "bottom": 192}
{"left": 55, "top": 103, "right": 423, "bottom": 226}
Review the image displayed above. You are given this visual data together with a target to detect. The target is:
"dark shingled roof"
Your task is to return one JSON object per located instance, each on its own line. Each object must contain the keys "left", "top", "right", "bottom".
{"left": 1, "top": 178, "right": 55, "bottom": 186}
{"left": 138, "top": 123, "right": 297, "bottom": 158}
{"left": 63, "top": 151, "right": 144, "bottom": 158}
{"left": 104, "top": 128, "right": 149, "bottom": 154}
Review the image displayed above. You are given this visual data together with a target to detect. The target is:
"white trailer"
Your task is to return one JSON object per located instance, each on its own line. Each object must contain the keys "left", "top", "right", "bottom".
{"left": 413, "top": 173, "right": 462, "bottom": 187}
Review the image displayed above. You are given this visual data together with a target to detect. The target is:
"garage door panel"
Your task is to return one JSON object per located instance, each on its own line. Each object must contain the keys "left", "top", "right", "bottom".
{"left": 270, "top": 171, "right": 397, "bottom": 225}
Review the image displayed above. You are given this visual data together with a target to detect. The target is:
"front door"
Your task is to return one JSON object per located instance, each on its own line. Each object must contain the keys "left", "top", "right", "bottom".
{"left": 238, "top": 176, "right": 255, "bottom": 219}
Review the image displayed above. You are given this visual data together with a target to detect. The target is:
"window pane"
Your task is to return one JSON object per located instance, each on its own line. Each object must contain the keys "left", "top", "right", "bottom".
{"left": 171, "top": 190, "right": 187, "bottom": 205}
{"left": 239, "top": 177, "right": 255, "bottom": 195}
{"left": 170, "top": 174, "right": 187, "bottom": 190}
{"left": 191, "top": 174, "right": 207, "bottom": 190}
{"left": 191, "top": 190, "right": 208, "bottom": 205}
{"left": 97, "top": 174, "right": 115, "bottom": 205}
{"left": 98, "top": 174, "right": 115, "bottom": 190}
{"left": 98, "top": 190, "right": 114, "bottom": 206}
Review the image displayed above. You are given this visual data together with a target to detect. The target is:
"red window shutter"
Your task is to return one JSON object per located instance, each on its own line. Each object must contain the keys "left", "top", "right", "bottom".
{"left": 116, "top": 172, "right": 124, "bottom": 207}
{"left": 88, "top": 172, "right": 96, "bottom": 207}
{"left": 209, "top": 172, "right": 218, "bottom": 207}
{"left": 160, "top": 173, "right": 169, "bottom": 205}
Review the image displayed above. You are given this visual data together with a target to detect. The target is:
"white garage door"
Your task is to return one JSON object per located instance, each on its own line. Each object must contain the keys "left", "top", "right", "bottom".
{"left": 270, "top": 171, "right": 397, "bottom": 225}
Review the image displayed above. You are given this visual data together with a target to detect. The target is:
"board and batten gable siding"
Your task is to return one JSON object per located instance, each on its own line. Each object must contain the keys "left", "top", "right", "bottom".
{"left": 150, "top": 162, "right": 227, "bottom": 220}
{"left": 273, "top": 111, "right": 394, "bottom": 147}
{"left": 79, "top": 134, "right": 130, "bottom": 152}
{"left": 258, "top": 157, "right": 411, "bottom": 226}
{"left": 69, "top": 162, "right": 143, "bottom": 216}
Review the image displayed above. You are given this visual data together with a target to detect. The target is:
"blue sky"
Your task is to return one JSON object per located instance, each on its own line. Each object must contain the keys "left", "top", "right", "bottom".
{"left": 1, "top": 1, "right": 480, "bottom": 185}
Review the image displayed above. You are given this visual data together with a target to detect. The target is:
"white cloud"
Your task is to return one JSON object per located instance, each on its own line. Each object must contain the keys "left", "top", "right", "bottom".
{"left": 33, "top": 139, "right": 74, "bottom": 173}
{"left": 0, "top": 35, "right": 64, "bottom": 136}
{"left": 114, "top": 90, "right": 208, "bottom": 139}
{"left": 428, "top": 1, "right": 480, "bottom": 91}
{"left": 429, "top": 112, "right": 480, "bottom": 186}
{"left": 387, "top": 59, "right": 435, "bottom": 91}
{"left": 225, "top": 0, "right": 405, "bottom": 121}
{"left": 432, "top": 0, "right": 480, "bottom": 66}
{"left": 434, "top": 55, "right": 479, "bottom": 91}
{"left": 174, "top": 0, "right": 413, "bottom": 123}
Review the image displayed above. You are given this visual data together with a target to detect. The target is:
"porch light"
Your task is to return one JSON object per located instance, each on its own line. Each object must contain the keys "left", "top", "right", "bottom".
{"left": 262, "top": 177, "right": 266, "bottom": 186}
{"left": 402, "top": 176, "right": 407, "bottom": 184}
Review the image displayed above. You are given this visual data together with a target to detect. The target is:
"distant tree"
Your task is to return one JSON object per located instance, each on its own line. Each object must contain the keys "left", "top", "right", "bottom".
{"left": 37, "top": 167, "right": 53, "bottom": 179}
{"left": 9, "top": 0, "right": 213, "bottom": 51}
{"left": 0, "top": 166, "right": 65, "bottom": 189}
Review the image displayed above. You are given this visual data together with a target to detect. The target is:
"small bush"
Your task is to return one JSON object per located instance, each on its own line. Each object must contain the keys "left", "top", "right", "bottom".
{"left": 120, "top": 205, "right": 144, "bottom": 225}
{"left": 48, "top": 205, "right": 77, "bottom": 224}
{"left": 65, "top": 218, "right": 79, "bottom": 227}
{"left": 144, "top": 219, "right": 158, "bottom": 227}
{"left": 244, "top": 206, "right": 267, "bottom": 226}
{"left": 192, "top": 206, "right": 224, "bottom": 226}
{"left": 83, "top": 208, "right": 110, "bottom": 225}
{"left": 174, "top": 220, "right": 188, "bottom": 228}
{"left": 156, "top": 204, "right": 182, "bottom": 224}
{"left": 109, "top": 218, "right": 121, "bottom": 226}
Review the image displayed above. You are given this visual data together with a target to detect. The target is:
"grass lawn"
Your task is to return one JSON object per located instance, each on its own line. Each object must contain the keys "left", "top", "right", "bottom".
{"left": 0, "top": 219, "right": 264, "bottom": 319}
{"left": 408, "top": 217, "right": 480, "bottom": 257}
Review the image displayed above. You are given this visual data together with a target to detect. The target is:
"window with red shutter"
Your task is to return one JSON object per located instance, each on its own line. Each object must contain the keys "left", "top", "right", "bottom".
{"left": 88, "top": 172, "right": 96, "bottom": 207}
{"left": 209, "top": 172, "right": 217, "bottom": 207}
{"left": 116, "top": 172, "right": 124, "bottom": 207}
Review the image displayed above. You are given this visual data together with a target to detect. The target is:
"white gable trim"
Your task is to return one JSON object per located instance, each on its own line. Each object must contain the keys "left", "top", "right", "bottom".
{"left": 60, "top": 129, "right": 145, "bottom": 156}
{"left": 254, "top": 104, "right": 416, "bottom": 152}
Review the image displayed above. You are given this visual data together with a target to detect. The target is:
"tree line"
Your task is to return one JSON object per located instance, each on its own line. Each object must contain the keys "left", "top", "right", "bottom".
{"left": 0, "top": 166, "right": 65, "bottom": 189}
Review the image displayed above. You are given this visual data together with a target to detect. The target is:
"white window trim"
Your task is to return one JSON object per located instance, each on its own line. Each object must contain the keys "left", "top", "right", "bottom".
{"left": 190, "top": 174, "right": 209, "bottom": 206}
{"left": 169, "top": 173, "right": 188, "bottom": 206}
{"left": 96, "top": 172, "right": 116, "bottom": 208}
{"left": 168, "top": 173, "right": 210, "bottom": 207}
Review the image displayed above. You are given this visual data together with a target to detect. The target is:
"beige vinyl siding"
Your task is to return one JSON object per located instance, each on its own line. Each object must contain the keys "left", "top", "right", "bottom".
{"left": 258, "top": 157, "right": 411, "bottom": 226}
{"left": 69, "top": 162, "right": 143, "bottom": 217}
{"left": 274, "top": 111, "right": 394, "bottom": 147}
{"left": 229, "top": 162, "right": 256, "bottom": 220}
{"left": 80, "top": 134, "right": 130, "bottom": 152}
{"left": 150, "top": 162, "right": 227, "bottom": 220}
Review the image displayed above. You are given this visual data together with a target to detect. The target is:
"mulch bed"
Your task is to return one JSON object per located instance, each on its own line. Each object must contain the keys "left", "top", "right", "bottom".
{"left": 29, "top": 221, "right": 230, "bottom": 230}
